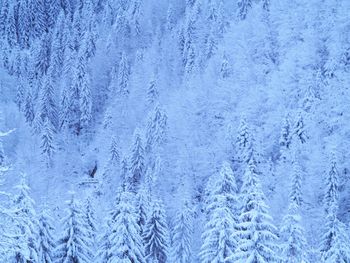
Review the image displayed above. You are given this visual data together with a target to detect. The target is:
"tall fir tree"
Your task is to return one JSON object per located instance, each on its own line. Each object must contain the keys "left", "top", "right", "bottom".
{"left": 39, "top": 74, "right": 58, "bottom": 130}
{"left": 171, "top": 202, "right": 193, "bottom": 263}
{"left": 128, "top": 129, "right": 145, "bottom": 192}
{"left": 135, "top": 188, "right": 150, "bottom": 236}
{"left": 12, "top": 175, "right": 40, "bottom": 263}
{"left": 55, "top": 194, "right": 93, "bottom": 263}
{"left": 118, "top": 52, "right": 130, "bottom": 96}
{"left": 279, "top": 114, "right": 292, "bottom": 161}
{"left": 231, "top": 159, "right": 279, "bottom": 262}
{"left": 200, "top": 162, "right": 238, "bottom": 262}
{"left": 143, "top": 199, "right": 170, "bottom": 263}
{"left": 84, "top": 198, "right": 97, "bottom": 246}
{"left": 24, "top": 90, "right": 35, "bottom": 125}
{"left": 237, "top": 0, "right": 252, "bottom": 20}
{"left": 145, "top": 105, "right": 168, "bottom": 153}
{"left": 33, "top": 33, "right": 51, "bottom": 78}
{"left": 280, "top": 160, "right": 308, "bottom": 262}
{"left": 107, "top": 191, "right": 145, "bottom": 262}
{"left": 147, "top": 73, "right": 159, "bottom": 106}
{"left": 320, "top": 154, "right": 350, "bottom": 263}
{"left": 293, "top": 111, "right": 308, "bottom": 144}
{"left": 37, "top": 207, "right": 56, "bottom": 263}
{"left": 40, "top": 118, "right": 55, "bottom": 167}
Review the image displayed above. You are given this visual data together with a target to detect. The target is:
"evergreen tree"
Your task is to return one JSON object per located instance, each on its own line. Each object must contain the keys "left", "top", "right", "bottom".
{"left": 206, "top": 161, "right": 239, "bottom": 214}
{"left": 236, "top": 118, "right": 255, "bottom": 165}
{"left": 143, "top": 199, "right": 170, "bottom": 263}
{"left": 109, "top": 136, "right": 120, "bottom": 166}
{"left": 200, "top": 162, "right": 237, "bottom": 262}
{"left": 24, "top": 90, "right": 35, "bottom": 125}
{"left": 16, "top": 77, "right": 26, "bottom": 112}
{"left": 128, "top": 129, "right": 145, "bottom": 192}
{"left": 135, "top": 188, "right": 150, "bottom": 236}
{"left": 39, "top": 74, "right": 58, "bottom": 130}
{"left": 40, "top": 118, "right": 55, "bottom": 166}
{"left": 78, "top": 52, "right": 92, "bottom": 131}
{"left": 166, "top": 4, "right": 175, "bottom": 31}
{"left": 55, "top": 194, "right": 93, "bottom": 263}
{"left": 237, "top": 0, "right": 252, "bottom": 20}
{"left": 96, "top": 227, "right": 113, "bottom": 263}
{"left": 120, "top": 156, "right": 129, "bottom": 189}
{"left": 231, "top": 159, "right": 279, "bottom": 262}
{"left": 17, "top": 0, "right": 30, "bottom": 49}
{"left": 85, "top": 198, "right": 97, "bottom": 245}
{"left": 50, "top": 12, "right": 66, "bottom": 81}
{"left": 31, "top": 0, "right": 47, "bottom": 38}
{"left": 108, "top": 191, "right": 145, "bottom": 262}
{"left": 46, "top": 0, "right": 60, "bottom": 29}
{"left": 293, "top": 111, "right": 307, "bottom": 144}
{"left": 279, "top": 114, "right": 292, "bottom": 161}
{"left": 321, "top": 203, "right": 350, "bottom": 263}
{"left": 12, "top": 175, "right": 39, "bottom": 263}
{"left": 324, "top": 155, "right": 338, "bottom": 214}
{"left": 280, "top": 161, "right": 308, "bottom": 263}
{"left": 147, "top": 73, "right": 159, "bottom": 106}
{"left": 171, "top": 202, "right": 193, "bottom": 263}
{"left": 118, "top": 52, "right": 130, "bottom": 96}
{"left": 130, "top": 0, "right": 142, "bottom": 37}
{"left": 0, "top": 0, "right": 10, "bottom": 39}
{"left": 6, "top": 4, "right": 17, "bottom": 49}
{"left": 37, "top": 207, "right": 56, "bottom": 263}
{"left": 145, "top": 105, "right": 167, "bottom": 153}
{"left": 320, "top": 157, "right": 350, "bottom": 263}
{"left": 220, "top": 54, "right": 231, "bottom": 79}
{"left": 34, "top": 33, "right": 51, "bottom": 78}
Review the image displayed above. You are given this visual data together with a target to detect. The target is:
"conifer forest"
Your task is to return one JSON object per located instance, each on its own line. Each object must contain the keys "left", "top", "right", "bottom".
{"left": 0, "top": 0, "right": 350, "bottom": 262}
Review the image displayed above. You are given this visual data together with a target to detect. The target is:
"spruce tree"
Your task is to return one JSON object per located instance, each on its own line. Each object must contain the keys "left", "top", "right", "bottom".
{"left": 50, "top": 12, "right": 66, "bottom": 81}
{"left": 236, "top": 118, "right": 255, "bottom": 165}
{"left": 171, "top": 202, "right": 193, "bottom": 263}
{"left": 17, "top": 0, "right": 30, "bottom": 49}
{"left": 40, "top": 74, "right": 58, "bottom": 130}
{"left": 85, "top": 198, "right": 97, "bottom": 246}
{"left": 293, "top": 111, "right": 307, "bottom": 144}
{"left": 220, "top": 54, "right": 231, "bottom": 79}
{"left": 128, "top": 129, "right": 145, "bottom": 192}
{"left": 40, "top": 118, "right": 55, "bottom": 166}
{"left": 109, "top": 136, "right": 120, "bottom": 166}
{"left": 37, "top": 207, "right": 56, "bottom": 263}
{"left": 12, "top": 175, "right": 39, "bottom": 263}
{"left": 16, "top": 77, "right": 26, "bottom": 112}
{"left": 147, "top": 73, "right": 159, "bottom": 106}
{"left": 231, "top": 159, "right": 279, "bottom": 262}
{"left": 200, "top": 162, "right": 238, "bottom": 262}
{"left": 0, "top": 0, "right": 9, "bottom": 39}
{"left": 145, "top": 105, "right": 168, "bottom": 153}
{"left": 321, "top": 203, "right": 350, "bottom": 262}
{"left": 34, "top": 33, "right": 51, "bottom": 78}
{"left": 6, "top": 4, "right": 17, "bottom": 49}
{"left": 78, "top": 51, "right": 92, "bottom": 131}
{"left": 143, "top": 199, "right": 170, "bottom": 263}
{"left": 237, "top": 0, "right": 252, "bottom": 20}
{"left": 279, "top": 114, "right": 292, "bottom": 161}
{"left": 323, "top": 155, "right": 338, "bottom": 214}
{"left": 321, "top": 157, "right": 350, "bottom": 263}
{"left": 55, "top": 194, "right": 93, "bottom": 263}
{"left": 118, "top": 52, "right": 130, "bottom": 96}
{"left": 280, "top": 161, "right": 308, "bottom": 263}
{"left": 24, "top": 90, "right": 35, "bottom": 125}
{"left": 108, "top": 191, "right": 145, "bottom": 262}
{"left": 135, "top": 188, "right": 150, "bottom": 236}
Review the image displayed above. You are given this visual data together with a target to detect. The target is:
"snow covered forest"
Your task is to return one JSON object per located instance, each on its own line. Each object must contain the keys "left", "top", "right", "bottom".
{"left": 0, "top": 0, "right": 350, "bottom": 261}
